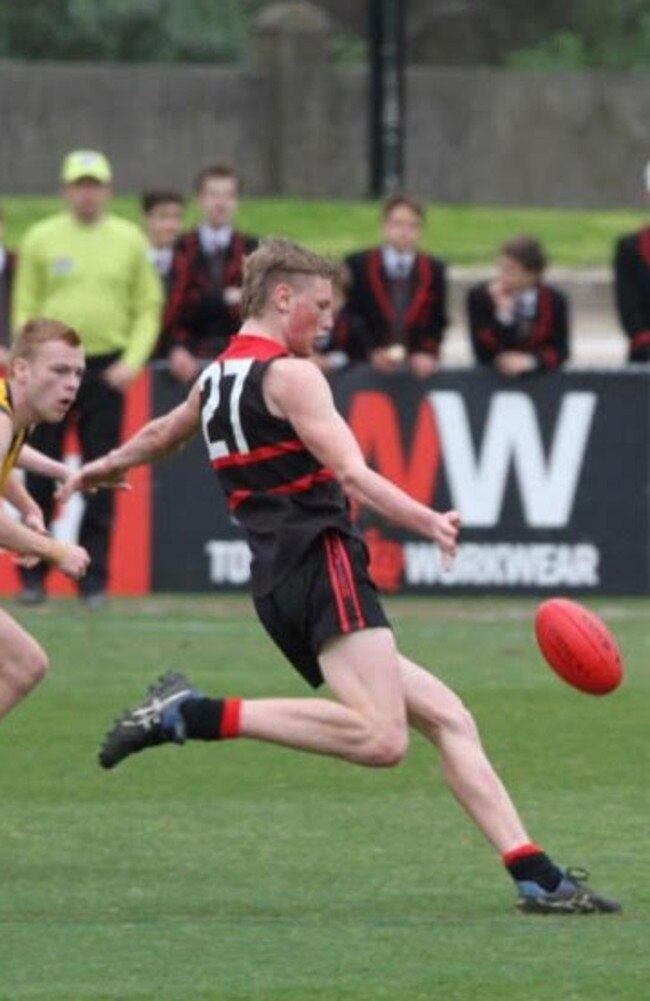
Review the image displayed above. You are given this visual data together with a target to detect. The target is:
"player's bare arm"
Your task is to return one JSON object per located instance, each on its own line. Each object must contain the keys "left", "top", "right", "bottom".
{"left": 264, "top": 359, "right": 460, "bottom": 557}
{"left": 0, "top": 417, "right": 88, "bottom": 578}
{"left": 3, "top": 471, "right": 45, "bottom": 533}
{"left": 17, "top": 443, "right": 73, "bottom": 483}
{"left": 3, "top": 472, "right": 47, "bottom": 569}
{"left": 59, "top": 382, "right": 203, "bottom": 500}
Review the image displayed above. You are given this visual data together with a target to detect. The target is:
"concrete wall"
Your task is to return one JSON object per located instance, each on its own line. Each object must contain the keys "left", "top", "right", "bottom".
{"left": 0, "top": 61, "right": 271, "bottom": 195}
{"left": 406, "top": 67, "right": 650, "bottom": 208}
{"left": 1, "top": 25, "right": 650, "bottom": 206}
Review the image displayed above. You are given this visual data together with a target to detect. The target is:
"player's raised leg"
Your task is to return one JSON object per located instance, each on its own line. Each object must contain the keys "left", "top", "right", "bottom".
{"left": 100, "top": 628, "right": 408, "bottom": 769}
{"left": 398, "top": 654, "right": 621, "bottom": 914}
{"left": 0, "top": 609, "right": 49, "bottom": 722}
{"left": 241, "top": 628, "right": 408, "bottom": 764}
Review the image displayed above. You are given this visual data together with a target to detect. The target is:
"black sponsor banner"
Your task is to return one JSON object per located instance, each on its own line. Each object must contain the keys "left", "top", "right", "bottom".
{"left": 151, "top": 366, "right": 650, "bottom": 595}
{"left": 334, "top": 367, "right": 650, "bottom": 594}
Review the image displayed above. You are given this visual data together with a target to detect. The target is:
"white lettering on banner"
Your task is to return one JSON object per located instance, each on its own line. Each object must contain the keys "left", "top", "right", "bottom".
{"left": 404, "top": 542, "right": 600, "bottom": 587}
{"left": 429, "top": 392, "right": 597, "bottom": 528}
{"left": 205, "top": 541, "right": 251, "bottom": 585}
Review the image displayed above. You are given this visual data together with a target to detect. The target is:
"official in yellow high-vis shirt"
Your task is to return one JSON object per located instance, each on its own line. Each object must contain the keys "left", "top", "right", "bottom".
{"left": 12, "top": 149, "right": 163, "bottom": 607}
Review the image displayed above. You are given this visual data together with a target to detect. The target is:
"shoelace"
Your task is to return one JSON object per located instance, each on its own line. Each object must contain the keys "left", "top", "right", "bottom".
{"left": 563, "top": 867, "right": 590, "bottom": 885}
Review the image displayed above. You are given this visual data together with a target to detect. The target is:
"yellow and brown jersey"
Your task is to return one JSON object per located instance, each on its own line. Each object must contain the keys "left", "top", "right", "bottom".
{"left": 0, "top": 377, "right": 26, "bottom": 491}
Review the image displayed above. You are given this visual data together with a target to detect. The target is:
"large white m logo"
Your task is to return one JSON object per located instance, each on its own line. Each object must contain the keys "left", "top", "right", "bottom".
{"left": 429, "top": 391, "right": 597, "bottom": 528}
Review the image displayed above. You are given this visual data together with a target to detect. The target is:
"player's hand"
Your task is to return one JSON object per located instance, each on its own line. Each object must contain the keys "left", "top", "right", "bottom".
{"left": 57, "top": 457, "right": 130, "bottom": 503}
{"left": 57, "top": 543, "right": 90, "bottom": 581}
{"left": 22, "top": 506, "right": 47, "bottom": 536}
{"left": 495, "top": 351, "right": 536, "bottom": 377}
{"left": 104, "top": 361, "right": 137, "bottom": 394}
{"left": 168, "top": 347, "right": 200, "bottom": 385}
{"left": 14, "top": 505, "right": 49, "bottom": 568}
{"left": 430, "top": 509, "right": 461, "bottom": 568}
{"left": 370, "top": 347, "right": 404, "bottom": 373}
{"left": 53, "top": 466, "right": 79, "bottom": 503}
{"left": 223, "top": 285, "right": 243, "bottom": 307}
{"left": 408, "top": 352, "right": 438, "bottom": 379}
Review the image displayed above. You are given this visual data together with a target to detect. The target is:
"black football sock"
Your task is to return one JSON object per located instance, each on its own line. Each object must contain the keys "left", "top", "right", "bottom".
{"left": 179, "top": 697, "right": 242, "bottom": 741}
{"left": 503, "top": 843, "right": 563, "bottom": 892}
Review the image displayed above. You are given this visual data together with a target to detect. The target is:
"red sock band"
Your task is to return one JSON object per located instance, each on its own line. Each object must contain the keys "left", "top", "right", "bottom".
{"left": 219, "top": 698, "right": 242, "bottom": 739}
{"left": 502, "top": 842, "right": 543, "bottom": 867}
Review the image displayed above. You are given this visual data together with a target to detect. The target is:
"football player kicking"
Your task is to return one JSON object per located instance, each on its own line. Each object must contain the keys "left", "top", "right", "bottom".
{"left": 62, "top": 240, "right": 619, "bottom": 915}
{"left": 0, "top": 319, "right": 89, "bottom": 723}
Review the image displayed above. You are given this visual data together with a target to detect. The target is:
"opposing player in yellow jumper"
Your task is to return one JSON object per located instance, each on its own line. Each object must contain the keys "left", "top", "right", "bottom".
{"left": 0, "top": 318, "right": 89, "bottom": 723}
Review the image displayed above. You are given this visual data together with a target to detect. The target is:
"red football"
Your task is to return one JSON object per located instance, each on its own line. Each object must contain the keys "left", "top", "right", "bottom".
{"left": 534, "top": 598, "right": 623, "bottom": 695}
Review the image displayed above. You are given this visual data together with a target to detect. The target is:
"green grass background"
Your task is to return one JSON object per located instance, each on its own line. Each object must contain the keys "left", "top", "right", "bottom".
{"left": 1, "top": 595, "right": 648, "bottom": 1000}
{"left": 1, "top": 196, "right": 646, "bottom": 266}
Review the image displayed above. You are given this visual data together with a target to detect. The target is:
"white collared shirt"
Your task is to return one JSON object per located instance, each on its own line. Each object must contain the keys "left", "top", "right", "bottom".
{"left": 382, "top": 245, "right": 416, "bottom": 278}
{"left": 0, "top": 247, "right": 6, "bottom": 274}
{"left": 517, "top": 287, "right": 538, "bottom": 318}
{"left": 199, "top": 224, "right": 233, "bottom": 255}
{"left": 496, "top": 287, "right": 539, "bottom": 325}
{"left": 148, "top": 246, "right": 173, "bottom": 277}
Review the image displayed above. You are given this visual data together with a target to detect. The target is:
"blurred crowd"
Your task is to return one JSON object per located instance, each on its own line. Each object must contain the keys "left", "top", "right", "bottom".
{"left": 1, "top": 148, "right": 650, "bottom": 605}
{"left": 3, "top": 150, "right": 650, "bottom": 386}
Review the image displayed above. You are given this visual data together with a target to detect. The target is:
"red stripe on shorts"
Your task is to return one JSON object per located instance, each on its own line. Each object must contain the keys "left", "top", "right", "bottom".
{"left": 324, "top": 532, "right": 350, "bottom": 633}
{"left": 333, "top": 533, "right": 366, "bottom": 629}
{"left": 324, "top": 532, "right": 366, "bottom": 634}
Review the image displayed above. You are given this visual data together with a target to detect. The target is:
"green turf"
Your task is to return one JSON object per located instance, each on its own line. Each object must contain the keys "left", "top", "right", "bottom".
{"left": 0, "top": 595, "right": 648, "bottom": 1000}
{"left": 0, "top": 196, "right": 644, "bottom": 266}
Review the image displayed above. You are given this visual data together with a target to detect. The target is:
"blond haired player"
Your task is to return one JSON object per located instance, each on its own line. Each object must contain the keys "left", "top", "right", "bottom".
{"left": 0, "top": 318, "right": 89, "bottom": 722}
{"left": 65, "top": 241, "right": 618, "bottom": 915}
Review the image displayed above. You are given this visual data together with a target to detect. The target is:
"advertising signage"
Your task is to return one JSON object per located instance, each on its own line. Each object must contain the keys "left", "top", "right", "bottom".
{"left": 2, "top": 367, "right": 646, "bottom": 597}
{"left": 154, "top": 366, "right": 650, "bottom": 596}
{"left": 333, "top": 368, "right": 650, "bottom": 594}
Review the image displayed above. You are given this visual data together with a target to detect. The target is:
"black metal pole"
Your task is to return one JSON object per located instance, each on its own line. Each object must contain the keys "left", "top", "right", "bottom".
{"left": 369, "top": 0, "right": 406, "bottom": 198}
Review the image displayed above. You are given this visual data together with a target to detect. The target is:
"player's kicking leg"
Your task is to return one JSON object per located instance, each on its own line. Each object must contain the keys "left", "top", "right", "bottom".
{"left": 98, "top": 631, "right": 620, "bottom": 914}
{"left": 398, "top": 654, "right": 620, "bottom": 914}
{"left": 100, "top": 628, "right": 409, "bottom": 769}
{"left": 0, "top": 609, "right": 49, "bottom": 723}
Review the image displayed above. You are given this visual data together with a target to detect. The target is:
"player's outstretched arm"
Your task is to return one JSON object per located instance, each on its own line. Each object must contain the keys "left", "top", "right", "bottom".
{"left": 58, "top": 382, "right": 203, "bottom": 501}
{"left": 265, "top": 360, "right": 460, "bottom": 558}
{"left": 17, "top": 443, "right": 74, "bottom": 482}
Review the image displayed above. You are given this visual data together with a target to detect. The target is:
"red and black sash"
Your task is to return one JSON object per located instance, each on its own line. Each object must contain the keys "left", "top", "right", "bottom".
{"left": 366, "top": 249, "right": 435, "bottom": 330}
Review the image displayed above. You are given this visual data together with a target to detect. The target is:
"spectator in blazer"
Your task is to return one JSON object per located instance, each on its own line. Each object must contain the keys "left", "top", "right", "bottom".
{"left": 141, "top": 190, "right": 185, "bottom": 296}
{"left": 467, "top": 235, "right": 569, "bottom": 377}
{"left": 328, "top": 195, "right": 447, "bottom": 378}
{"left": 164, "top": 162, "right": 258, "bottom": 384}
{"left": 613, "top": 160, "right": 650, "bottom": 363}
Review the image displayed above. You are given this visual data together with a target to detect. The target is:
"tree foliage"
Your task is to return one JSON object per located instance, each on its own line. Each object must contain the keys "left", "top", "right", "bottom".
{"left": 508, "top": 9, "right": 648, "bottom": 69}
{"left": 0, "top": 0, "right": 262, "bottom": 63}
{"left": 1, "top": 0, "right": 650, "bottom": 68}
{"left": 327, "top": 0, "right": 650, "bottom": 69}
{"left": 507, "top": 3, "right": 650, "bottom": 69}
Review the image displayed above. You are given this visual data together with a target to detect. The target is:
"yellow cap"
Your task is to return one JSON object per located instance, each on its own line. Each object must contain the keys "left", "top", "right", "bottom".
{"left": 61, "top": 150, "right": 112, "bottom": 184}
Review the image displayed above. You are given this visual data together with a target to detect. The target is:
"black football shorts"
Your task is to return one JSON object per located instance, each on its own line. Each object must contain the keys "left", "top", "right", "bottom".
{"left": 253, "top": 529, "right": 392, "bottom": 688}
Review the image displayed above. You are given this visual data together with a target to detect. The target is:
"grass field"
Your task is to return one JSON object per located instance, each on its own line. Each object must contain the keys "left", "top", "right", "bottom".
{"left": 1, "top": 196, "right": 645, "bottom": 266}
{"left": 1, "top": 594, "right": 648, "bottom": 1001}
